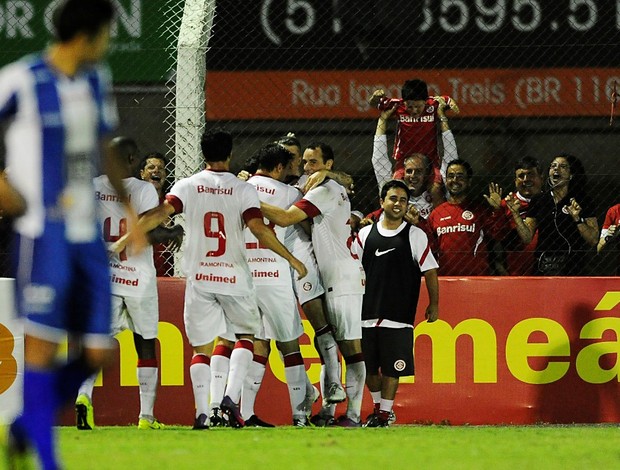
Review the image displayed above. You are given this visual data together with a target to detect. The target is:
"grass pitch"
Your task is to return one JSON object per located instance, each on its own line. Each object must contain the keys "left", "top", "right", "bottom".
{"left": 56, "top": 424, "right": 620, "bottom": 469}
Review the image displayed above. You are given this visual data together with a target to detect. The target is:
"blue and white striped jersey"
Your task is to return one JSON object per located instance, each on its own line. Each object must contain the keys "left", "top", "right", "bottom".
{"left": 0, "top": 54, "right": 118, "bottom": 242}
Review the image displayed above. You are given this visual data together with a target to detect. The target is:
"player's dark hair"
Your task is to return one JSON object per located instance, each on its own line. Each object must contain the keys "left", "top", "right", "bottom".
{"left": 201, "top": 128, "right": 233, "bottom": 163}
{"left": 381, "top": 179, "right": 411, "bottom": 201}
{"left": 514, "top": 156, "right": 542, "bottom": 174}
{"left": 401, "top": 79, "right": 428, "bottom": 101}
{"left": 53, "top": 0, "right": 115, "bottom": 42}
{"left": 550, "top": 153, "right": 588, "bottom": 201}
{"left": 275, "top": 133, "right": 301, "bottom": 151}
{"left": 139, "top": 152, "right": 168, "bottom": 172}
{"left": 110, "top": 136, "right": 138, "bottom": 163}
{"left": 447, "top": 159, "right": 473, "bottom": 179}
{"left": 254, "top": 143, "right": 294, "bottom": 172}
{"left": 305, "top": 141, "right": 334, "bottom": 164}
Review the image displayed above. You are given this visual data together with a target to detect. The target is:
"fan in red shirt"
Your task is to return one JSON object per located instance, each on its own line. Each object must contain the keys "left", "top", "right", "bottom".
{"left": 139, "top": 152, "right": 183, "bottom": 276}
{"left": 425, "top": 159, "right": 503, "bottom": 276}
{"left": 491, "top": 156, "right": 543, "bottom": 275}
{"left": 369, "top": 79, "right": 459, "bottom": 188}
{"left": 597, "top": 203, "right": 620, "bottom": 274}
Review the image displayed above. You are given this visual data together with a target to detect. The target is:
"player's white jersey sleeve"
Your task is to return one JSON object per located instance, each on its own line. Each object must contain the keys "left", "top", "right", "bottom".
{"left": 246, "top": 175, "right": 298, "bottom": 286}
{"left": 409, "top": 225, "right": 439, "bottom": 272}
{"left": 168, "top": 171, "right": 261, "bottom": 295}
{"left": 299, "top": 180, "right": 365, "bottom": 296}
{"left": 95, "top": 176, "right": 157, "bottom": 297}
{"left": 351, "top": 224, "right": 371, "bottom": 259}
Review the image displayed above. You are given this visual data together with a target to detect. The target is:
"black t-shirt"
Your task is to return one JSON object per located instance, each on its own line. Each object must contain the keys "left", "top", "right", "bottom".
{"left": 361, "top": 222, "right": 422, "bottom": 324}
{"left": 527, "top": 191, "right": 594, "bottom": 275}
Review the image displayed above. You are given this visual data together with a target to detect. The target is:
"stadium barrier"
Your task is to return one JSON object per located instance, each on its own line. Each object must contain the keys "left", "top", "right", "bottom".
{"left": 2, "top": 277, "right": 620, "bottom": 426}
{"left": 0, "top": 278, "right": 22, "bottom": 424}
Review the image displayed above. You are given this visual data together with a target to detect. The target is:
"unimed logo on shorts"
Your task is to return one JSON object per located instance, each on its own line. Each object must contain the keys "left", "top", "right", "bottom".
{"left": 0, "top": 323, "right": 18, "bottom": 394}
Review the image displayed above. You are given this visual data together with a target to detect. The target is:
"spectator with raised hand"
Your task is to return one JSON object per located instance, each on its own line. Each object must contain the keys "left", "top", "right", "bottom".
{"left": 491, "top": 156, "right": 544, "bottom": 275}
{"left": 369, "top": 79, "right": 459, "bottom": 203}
{"left": 426, "top": 159, "right": 503, "bottom": 276}
{"left": 508, "top": 154, "right": 598, "bottom": 275}
{"left": 368, "top": 96, "right": 459, "bottom": 223}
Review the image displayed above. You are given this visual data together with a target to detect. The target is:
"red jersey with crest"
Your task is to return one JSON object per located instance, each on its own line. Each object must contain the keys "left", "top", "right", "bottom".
{"left": 601, "top": 204, "right": 620, "bottom": 235}
{"left": 426, "top": 199, "right": 498, "bottom": 276}
{"left": 378, "top": 95, "right": 453, "bottom": 168}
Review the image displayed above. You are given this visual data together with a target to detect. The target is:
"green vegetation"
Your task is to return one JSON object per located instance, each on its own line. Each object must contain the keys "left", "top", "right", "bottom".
{"left": 54, "top": 424, "right": 620, "bottom": 469}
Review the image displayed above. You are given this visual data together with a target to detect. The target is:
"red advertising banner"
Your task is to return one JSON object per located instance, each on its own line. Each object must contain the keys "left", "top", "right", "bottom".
{"left": 50, "top": 277, "right": 620, "bottom": 426}
{"left": 205, "top": 69, "right": 620, "bottom": 120}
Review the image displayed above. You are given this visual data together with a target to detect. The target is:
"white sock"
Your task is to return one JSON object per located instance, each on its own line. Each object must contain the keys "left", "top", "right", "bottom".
{"left": 380, "top": 398, "right": 394, "bottom": 413}
{"left": 319, "top": 364, "right": 336, "bottom": 417}
{"left": 77, "top": 373, "right": 98, "bottom": 402}
{"left": 283, "top": 353, "right": 306, "bottom": 420}
{"left": 189, "top": 354, "right": 211, "bottom": 417}
{"left": 344, "top": 358, "right": 366, "bottom": 422}
{"left": 315, "top": 328, "right": 340, "bottom": 385}
{"left": 241, "top": 357, "right": 266, "bottom": 419}
{"left": 137, "top": 365, "right": 158, "bottom": 419}
{"left": 209, "top": 351, "right": 230, "bottom": 410}
{"left": 224, "top": 339, "right": 254, "bottom": 404}
{"left": 371, "top": 391, "right": 381, "bottom": 406}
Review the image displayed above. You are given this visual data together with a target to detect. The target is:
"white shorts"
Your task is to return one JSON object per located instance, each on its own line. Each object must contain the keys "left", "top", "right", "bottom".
{"left": 183, "top": 285, "right": 261, "bottom": 347}
{"left": 292, "top": 252, "right": 325, "bottom": 305}
{"left": 255, "top": 283, "right": 303, "bottom": 342}
{"left": 110, "top": 294, "right": 159, "bottom": 340}
{"left": 325, "top": 293, "right": 363, "bottom": 341}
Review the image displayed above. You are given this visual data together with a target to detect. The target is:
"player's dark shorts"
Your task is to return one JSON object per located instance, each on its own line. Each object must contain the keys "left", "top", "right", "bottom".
{"left": 362, "top": 326, "right": 414, "bottom": 377}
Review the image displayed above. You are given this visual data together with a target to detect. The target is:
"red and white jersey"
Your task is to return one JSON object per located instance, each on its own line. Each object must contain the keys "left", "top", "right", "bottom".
{"left": 166, "top": 170, "right": 262, "bottom": 295}
{"left": 378, "top": 95, "right": 453, "bottom": 168}
{"left": 295, "top": 179, "right": 365, "bottom": 296}
{"left": 601, "top": 204, "right": 620, "bottom": 237}
{"left": 427, "top": 199, "right": 497, "bottom": 276}
{"left": 94, "top": 175, "right": 158, "bottom": 297}
{"left": 246, "top": 174, "right": 299, "bottom": 286}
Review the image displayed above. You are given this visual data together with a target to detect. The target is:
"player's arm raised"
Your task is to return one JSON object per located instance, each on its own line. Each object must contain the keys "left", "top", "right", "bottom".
{"left": 246, "top": 217, "right": 307, "bottom": 279}
{"left": 260, "top": 201, "right": 308, "bottom": 228}
{"left": 110, "top": 201, "right": 176, "bottom": 253}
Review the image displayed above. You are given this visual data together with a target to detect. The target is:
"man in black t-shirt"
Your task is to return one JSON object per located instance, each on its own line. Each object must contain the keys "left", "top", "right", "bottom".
{"left": 352, "top": 180, "right": 439, "bottom": 427}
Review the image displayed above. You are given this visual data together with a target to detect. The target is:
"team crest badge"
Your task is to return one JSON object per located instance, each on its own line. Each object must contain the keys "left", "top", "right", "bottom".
{"left": 394, "top": 360, "right": 406, "bottom": 372}
{"left": 303, "top": 282, "right": 312, "bottom": 291}
{"left": 462, "top": 210, "right": 474, "bottom": 221}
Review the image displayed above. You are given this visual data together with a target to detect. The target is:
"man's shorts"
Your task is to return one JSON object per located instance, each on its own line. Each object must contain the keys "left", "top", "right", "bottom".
{"left": 324, "top": 293, "right": 362, "bottom": 341}
{"left": 292, "top": 249, "right": 324, "bottom": 305}
{"left": 255, "top": 283, "right": 303, "bottom": 342}
{"left": 110, "top": 293, "right": 159, "bottom": 340}
{"left": 362, "top": 326, "right": 414, "bottom": 377}
{"left": 183, "top": 281, "right": 260, "bottom": 347}
{"left": 14, "top": 227, "right": 112, "bottom": 348}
